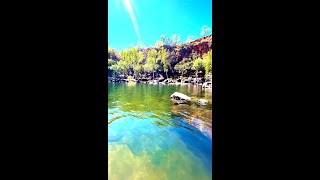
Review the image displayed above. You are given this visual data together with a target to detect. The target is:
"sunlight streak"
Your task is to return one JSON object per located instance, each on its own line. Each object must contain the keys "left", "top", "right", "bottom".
{"left": 122, "top": 0, "right": 142, "bottom": 42}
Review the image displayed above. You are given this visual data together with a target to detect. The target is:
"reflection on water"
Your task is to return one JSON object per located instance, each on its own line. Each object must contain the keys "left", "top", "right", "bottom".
{"left": 108, "top": 83, "right": 212, "bottom": 180}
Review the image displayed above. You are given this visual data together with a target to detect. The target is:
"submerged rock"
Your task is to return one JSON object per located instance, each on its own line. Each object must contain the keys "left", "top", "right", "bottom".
{"left": 198, "top": 99, "right": 208, "bottom": 105}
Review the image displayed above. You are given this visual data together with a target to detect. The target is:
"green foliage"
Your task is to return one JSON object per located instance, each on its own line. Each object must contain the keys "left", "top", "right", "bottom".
{"left": 157, "top": 47, "right": 170, "bottom": 78}
{"left": 127, "top": 76, "right": 134, "bottom": 81}
{"left": 158, "top": 48, "right": 169, "bottom": 72}
{"left": 109, "top": 64, "right": 120, "bottom": 77}
{"left": 108, "top": 58, "right": 127, "bottom": 77}
{"left": 108, "top": 34, "right": 212, "bottom": 79}
{"left": 193, "top": 57, "right": 205, "bottom": 77}
{"left": 109, "top": 64, "right": 118, "bottom": 71}
{"left": 174, "top": 58, "right": 193, "bottom": 76}
{"left": 203, "top": 50, "right": 212, "bottom": 76}
{"left": 108, "top": 47, "right": 115, "bottom": 55}
{"left": 118, "top": 60, "right": 128, "bottom": 75}
{"left": 119, "top": 46, "right": 144, "bottom": 76}
{"left": 133, "top": 64, "right": 143, "bottom": 76}
{"left": 156, "top": 41, "right": 163, "bottom": 47}
{"left": 145, "top": 49, "right": 159, "bottom": 78}
{"left": 108, "top": 59, "right": 115, "bottom": 66}
{"left": 147, "top": 49, "right": 158, "bottom": 64}
{"left": 143, "top": 63, "right": 153, "bottom": 74}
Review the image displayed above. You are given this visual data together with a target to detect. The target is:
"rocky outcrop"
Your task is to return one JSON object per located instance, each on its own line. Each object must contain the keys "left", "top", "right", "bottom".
{"left": 108, "top": 35, "right": 212, "bottom": 62}
{"left": 172, "top": 35, "right": 212, "bottom": 60}
{"left": 140, "top": 34, "right": 212, "bottom": 62}
{"left": 187, "top": 35, "right": 212, "bottom": 57}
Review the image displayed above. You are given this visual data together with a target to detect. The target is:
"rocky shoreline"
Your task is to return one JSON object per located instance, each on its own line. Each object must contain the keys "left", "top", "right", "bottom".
{"left": 108, "top": 76, "right": 212, "bottom": 86}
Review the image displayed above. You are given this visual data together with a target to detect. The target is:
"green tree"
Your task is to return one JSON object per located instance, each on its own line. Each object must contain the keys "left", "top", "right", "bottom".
{"left": 119, "top": 51, "right": 130, "bottom": 75}
{"left": 108, "top": 59, "right": 114, "bottom": 65}
{"left": 119, "top": 47, "right": 144, "bottom": 77}
{"left": 108, "top": 59, "right": 116, "bottom": 77}
{"left": 158, "top": 47, "right": 169, "bottom": 78}
{"left": 174, "top": 62, "right": 186, "bottom": 77}
{"left": 203, "top": 50, "right": 212, "bottom": 78}
{"left": 146, "top": 49, "right": 158, "bottom": 79}
{"left": 193, "top": 57, "right": 204, "bottom": 78}
{"left": 118, "top": 60, "right": 128, "bottom": 76}
{"left": 143, "top": 63, "right": 153, "bottom": 77}
{"left": 156, "top": 41, "right": 163, "bottom": 47}
{"left": 109, "top": 63, "right": 120, "bottom": 77}
{"left": 133, "top": 65, "right": 143, "bottom": 78}
{"left": 108, "top": 59, "right": 115, "bottom": 70}
{"left": 130, "top": 47, "right": 144, "bottom": 78}
{"left": 174, "top": 58, "right": 193, "bottom": 77}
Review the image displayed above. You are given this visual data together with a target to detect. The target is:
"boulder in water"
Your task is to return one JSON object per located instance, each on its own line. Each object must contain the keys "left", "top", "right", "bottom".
{"left": 198, "top": 99, "right": 208, "bottom": 105}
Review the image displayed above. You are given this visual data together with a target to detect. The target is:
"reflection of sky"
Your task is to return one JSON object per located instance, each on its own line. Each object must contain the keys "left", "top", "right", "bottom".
{"left": 108, "top": 108, "right": 212, "bottom": 179}
{"left": 108, "top": 83, "right": 212, "bottom": 179}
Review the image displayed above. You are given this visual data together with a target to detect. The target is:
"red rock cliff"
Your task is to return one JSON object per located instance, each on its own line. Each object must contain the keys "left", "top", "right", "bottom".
{"left": 108, "top": 35, "right": 212, "bottom": 63}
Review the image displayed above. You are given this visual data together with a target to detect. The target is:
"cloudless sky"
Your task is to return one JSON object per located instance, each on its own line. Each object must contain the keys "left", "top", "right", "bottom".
{"left": 108, "top": 0, "right": 212, "bottom": 51}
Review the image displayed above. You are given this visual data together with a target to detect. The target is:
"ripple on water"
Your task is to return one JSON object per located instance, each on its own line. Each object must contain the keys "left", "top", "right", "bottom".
{"left": 108, "top": 112, "right": 212, "bottom": 179}
{"left": 108, "top": 83, "right": 212, "bottom": 179}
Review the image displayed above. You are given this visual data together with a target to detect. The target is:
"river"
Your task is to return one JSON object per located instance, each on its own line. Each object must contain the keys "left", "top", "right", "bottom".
{"left": 108, "top": 82, "right": 212, "bottom": 180}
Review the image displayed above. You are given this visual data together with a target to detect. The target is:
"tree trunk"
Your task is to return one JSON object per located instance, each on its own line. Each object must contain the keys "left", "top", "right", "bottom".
{"left": 153, "top": 71, "right": 154, "bottom": 79}
{"left": 166, "top": 72, "right": 168, "bottom": 79}
{"left": 196, "top": 71, "right": 198, "bottom": 83}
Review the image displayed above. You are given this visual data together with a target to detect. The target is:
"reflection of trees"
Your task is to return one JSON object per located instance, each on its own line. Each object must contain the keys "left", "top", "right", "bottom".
{"left": 108, "top": 83, "right": 213, "bottom": 128}
{"left": 108, "top": 114, "right": 126, "bottom": 125}
{"left": 170, "top": 104, "right": 212, "bottom": 125}
{"left": 109, "top": 84, "right": 172, "bottom": 116}
{"left": 152, "top": 118, "right": 179, "bottom": 129}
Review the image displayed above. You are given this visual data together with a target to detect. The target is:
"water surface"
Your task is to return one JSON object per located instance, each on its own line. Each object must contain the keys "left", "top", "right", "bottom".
{"left": 108, "top": 83, "right": 212, "bottom": 180}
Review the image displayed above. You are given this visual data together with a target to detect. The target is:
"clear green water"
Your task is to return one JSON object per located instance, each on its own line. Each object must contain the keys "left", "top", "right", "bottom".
{"left": 108, "top": 83, "right": 212, "bottom": 180}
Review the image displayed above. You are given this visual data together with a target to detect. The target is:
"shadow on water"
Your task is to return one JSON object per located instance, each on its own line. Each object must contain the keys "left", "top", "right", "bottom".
{"left": 170, "top": 116, "right": 212, "bottom": 172}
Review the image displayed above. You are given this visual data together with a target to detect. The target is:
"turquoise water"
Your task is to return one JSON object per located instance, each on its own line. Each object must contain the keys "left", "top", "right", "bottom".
{"left": 108, "top": 83, "right": 212, "bottom": 180}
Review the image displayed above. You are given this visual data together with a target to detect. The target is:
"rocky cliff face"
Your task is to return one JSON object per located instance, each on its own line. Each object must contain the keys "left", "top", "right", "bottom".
{"left": 143, "top": 35, "right": 212, "bottom": 62}
{"left": 108, "top": 34, "right": 212, "bottom": 63}
{"left": 186, "top": 34, "right": 212, "bottom": 58}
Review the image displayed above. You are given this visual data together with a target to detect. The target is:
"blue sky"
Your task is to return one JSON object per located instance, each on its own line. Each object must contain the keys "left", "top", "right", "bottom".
{"left": 108, "top": 0, "right": 212, "bottom": 51}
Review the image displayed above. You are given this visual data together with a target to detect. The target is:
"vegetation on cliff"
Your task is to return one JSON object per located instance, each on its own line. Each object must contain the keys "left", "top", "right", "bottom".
{"left": 108, "top": 34, "right": 212, "bottom": 80}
